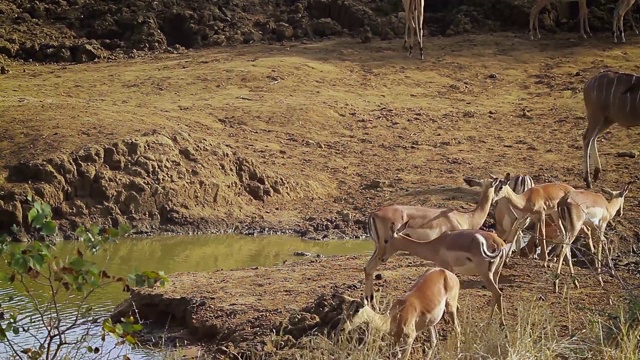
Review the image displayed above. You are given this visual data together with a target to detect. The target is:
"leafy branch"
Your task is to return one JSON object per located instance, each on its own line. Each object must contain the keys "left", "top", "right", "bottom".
{"left": 0, "top": 196, "right": 170, "bottom": 359}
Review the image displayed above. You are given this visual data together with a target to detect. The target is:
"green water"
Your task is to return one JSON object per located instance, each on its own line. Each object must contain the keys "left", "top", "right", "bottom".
{"left": 0, "top": 234, "right": 373, "bottom": 359}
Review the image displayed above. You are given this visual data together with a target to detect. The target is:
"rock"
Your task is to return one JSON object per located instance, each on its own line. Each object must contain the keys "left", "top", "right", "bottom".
{"left": 309, "top": 19, "right": 342, "bottom": 37}
{"left": 130, "top": 15, "right": 167, "bottom": 51}
{"left": 274, "top": 23, "right": 294, "bottom": 41}
{"left": 0, "top": 66, "right": 9, "bottom": 75}
{"left": 72, "top": 43, "right": 103, "bottom": 63}
{"left": 488, "top": 73, "right": 498, "bottom": 79}
{"left": 242, "top": 30, "right": 263, "bottom": 44}
{"left": 338, "top": 210, "right": 352, "bottom": 222}
{"left": 366, "top": 179, "right": 387, "bottom": 189}
{"left": 374, "top": 274, "right": 383, "bottom": 280}
{"left": 616, "top": 151, "right": 638, "bottom": 158}
{"left": 0, "top": 41, "right": 17, "bottom": 58}
{"left": 360, "top": 26, "right": 373, "bottom": 43}
{"left": 293, "top": 251, "right": 312, "bottom": 257}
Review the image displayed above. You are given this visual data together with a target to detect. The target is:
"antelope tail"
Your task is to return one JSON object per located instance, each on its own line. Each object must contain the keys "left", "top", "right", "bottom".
{"left": 368, "top": 214, "right": 380, "bottom": 244}
{"left": 475, "top": 234, "right": 503, "bottom": 259}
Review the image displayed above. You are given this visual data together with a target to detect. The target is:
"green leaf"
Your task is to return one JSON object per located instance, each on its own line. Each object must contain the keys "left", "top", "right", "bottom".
{"left": 68, "top": 257, "right": 88, "bottom": 271}
{"left": 31, "top": 254, "right": 45, "bottom": 271}
{"left": 124, "top": 335, "right": 137, "bottom": 345}
{"left": 0, "top": 324, "right": 7, "bottom": 340}
{"left": 41, "top": 203, "right": 52, "bottom": 217}
{"left": 86, "top": 346, "right": 93, "bottom": 353}
{"left": 31, "top": 213, "right": 46, "bottom": 228}
{"left": 12, "top": 326, "right": 19, "bottom": 335}
{"left": 27, "top": 208, "right": 38, "bottom": 223}
{"left": 41, "top": 221, "right": 57, "bottom": 236}
{"left": 10, "top": 255, "right": 28, "bottom": 273}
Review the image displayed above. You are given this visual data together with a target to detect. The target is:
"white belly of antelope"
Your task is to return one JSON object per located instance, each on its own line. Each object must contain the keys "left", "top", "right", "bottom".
{"left": 450, "top": 254, "right": 479, "bottom": 276}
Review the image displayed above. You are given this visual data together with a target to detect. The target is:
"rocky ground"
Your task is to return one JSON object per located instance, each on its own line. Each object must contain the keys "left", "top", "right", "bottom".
{"left": 0, "top": 0, "right": 631, "bottom": 64}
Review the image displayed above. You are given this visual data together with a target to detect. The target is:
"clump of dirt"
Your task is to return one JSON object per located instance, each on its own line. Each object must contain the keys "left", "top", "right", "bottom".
{"left": 1, "top": 0, "right": 626, "bottom": 64}
{"left": 0, "top": 131, "right": 322, "bottom": 237}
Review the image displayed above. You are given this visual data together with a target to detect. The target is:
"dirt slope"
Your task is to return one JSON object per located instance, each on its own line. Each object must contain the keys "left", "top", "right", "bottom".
{"left": 2, "top": 33, "right": 640, "bottom": 241}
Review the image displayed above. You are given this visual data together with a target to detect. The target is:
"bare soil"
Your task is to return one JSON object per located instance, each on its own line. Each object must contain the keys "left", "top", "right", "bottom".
{"left": 2, "top": 33, "right": 640, "bottom": 241}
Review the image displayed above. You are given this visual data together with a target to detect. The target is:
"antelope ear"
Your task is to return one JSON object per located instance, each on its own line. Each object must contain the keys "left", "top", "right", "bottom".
{"left": 622, "top": 182, "right": 632, "bottom": 196}
{"left": 396, "top": 220, "right": 410, "bottom": 234}
{"left": 463, "top": 177, "right": 482, "bottom": 188}
{"left": 602, "top": 187, "right": 614, "bottom": 197}
{"left": 503, "top": 172, "right": 511, "bottom": 182}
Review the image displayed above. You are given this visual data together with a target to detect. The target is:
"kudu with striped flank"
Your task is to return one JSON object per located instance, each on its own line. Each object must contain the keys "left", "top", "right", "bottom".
{"left": 582, "top": 70, "right": 640, "bottom": 189}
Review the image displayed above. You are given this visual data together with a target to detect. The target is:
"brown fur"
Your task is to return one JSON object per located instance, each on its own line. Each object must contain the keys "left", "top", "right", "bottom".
{"left": 364, "top": 176, "right": 507, "bottom": 308}
{"left": 500, "top": 172, "right": 575, "bottom": 266}
{"left": 582, "top": 70, "right": 640, "bottom": 188}
{"left": 385, "top": 223, "right": 507, "bottom": 325}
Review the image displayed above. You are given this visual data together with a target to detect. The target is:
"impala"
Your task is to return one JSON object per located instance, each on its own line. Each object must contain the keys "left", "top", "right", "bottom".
{"left": 554, "top": 182, "right": 631, "bottom": 292}
{"left": 365, "top": 176, "right": 507, "bottom": 308}
{"left": 613, "top": 0, "right": 638, "bottom": 43}
{"left": 530, "top": 0, "right": 590, "bottom": 40}
{"left": 402, "top": 0, "right": 425, "bottom": 59}
{"left": 378, "top": 221, "right": 508, "bottom": 325}
{"left": 499, "top": 173, "right": 575, "bottom": 267}
{"left": 339, "top": 267, "right": 460, "bottom": 360}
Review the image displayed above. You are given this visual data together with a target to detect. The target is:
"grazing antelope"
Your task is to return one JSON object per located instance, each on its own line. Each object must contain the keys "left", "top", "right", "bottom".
{"left": 365, "top": 176, "right": 507, "bottom": 308}
{"left": 554, "top": 183, "right": 631, "bottom": 293}
{"left": 582, "top": 70, "right": 640, "bottom": 189}
{"left": 494, "top": 174, "right": 535, "bottom": 258}
{"left": 402, "top": 0, "right": 425, "bottom": 59}
{"left": 498, "top": 173, "right": 575, "bottom": 267}
{"left": 613, "top": 0, "right": 638, "bottom": 43}
{"left": 339, "top": 267, "right": 460, "bottom": 360}
{"left": 379, "top": 221, "right": 508, "bottom": 325}
{"left": 530, "top": 0, "right": 591, "bottom": 40}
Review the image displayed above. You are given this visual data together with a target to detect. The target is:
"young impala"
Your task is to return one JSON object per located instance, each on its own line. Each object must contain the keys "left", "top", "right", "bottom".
{"left": 339, "top": 267, "right": 460, "bottom": 360}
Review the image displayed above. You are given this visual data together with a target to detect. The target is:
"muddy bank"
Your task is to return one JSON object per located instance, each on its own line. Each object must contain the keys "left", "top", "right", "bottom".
{"left": 0, "top": 131, "right": 366, "bottom": 240}
{"left": 109, "top": 254, "right": 640, "bottom": 359}
{"left": 0, "top": 0, "right": 623, "bottom": 64}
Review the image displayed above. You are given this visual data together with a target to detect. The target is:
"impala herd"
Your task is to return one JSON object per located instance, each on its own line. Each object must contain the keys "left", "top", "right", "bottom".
{"left": 401, "top": 0, "right": 639, "bottom": 59}
{"left": 336, "top": 69, "right": 638, "bottom": 359}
